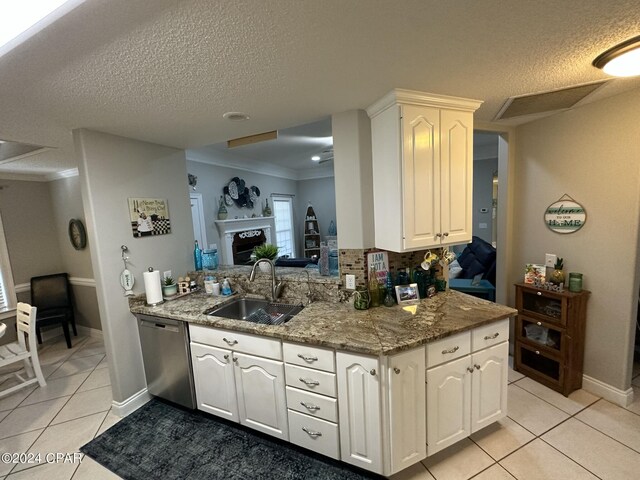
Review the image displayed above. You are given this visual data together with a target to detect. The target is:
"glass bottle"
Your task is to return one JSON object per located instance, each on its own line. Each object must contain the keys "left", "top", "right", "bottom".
{"left": 383, "top": 271, "right": 396, "bottom": 306}
{"left": 368, "top": 265, "right": 380, "bottom": 307}
{"left": 194, "top": 240, "right": 203, "bottom": 271}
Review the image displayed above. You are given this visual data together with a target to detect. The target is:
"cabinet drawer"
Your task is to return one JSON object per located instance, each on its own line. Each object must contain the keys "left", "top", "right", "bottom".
{"left": 517, "top": 288, "right": 567, "bottom": 326}
{"left": 286, "top": 386, "right": 338, "bottom": 423}
{"left": 426, "top": 331, "right": 471, "bottom": 368}
{"left": 285, "top": 364, "right": 336, "bottom": 397}
{"left": 190, "top": 325, "right": 282, "bottom": 360}
{"left": 283, "top": 342, "right": 335, "bottom": 373}
{"left": 515, "top": 341, "right": 564, "bottom": 389}
{"left": 472, "top": 319, "right": 509, "bottom": 351}
{"left": 288, "top": 410, "right": 340, "bottom": 460}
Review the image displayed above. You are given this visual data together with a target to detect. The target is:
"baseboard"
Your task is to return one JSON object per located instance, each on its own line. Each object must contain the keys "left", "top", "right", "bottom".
{"left": 582, "top": 374, "right": 634, "bottom": 407}
{"left": 76, "top": 325, "right": 103, "bottom": 339}
{"left": 111, "top": 388, "right": 151, "bottom": 418}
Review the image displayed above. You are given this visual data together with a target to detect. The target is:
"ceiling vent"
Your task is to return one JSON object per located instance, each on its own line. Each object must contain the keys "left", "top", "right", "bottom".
{"left": 0, "top": 139, "right": 48, "bottom": 164}
{"left": 494, "top": 81, "right": 607, "bottom": 121}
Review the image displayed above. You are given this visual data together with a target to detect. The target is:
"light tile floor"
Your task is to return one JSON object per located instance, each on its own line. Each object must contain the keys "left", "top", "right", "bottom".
{"left": 2, "top": 336, "right": 640, "bottom": 480}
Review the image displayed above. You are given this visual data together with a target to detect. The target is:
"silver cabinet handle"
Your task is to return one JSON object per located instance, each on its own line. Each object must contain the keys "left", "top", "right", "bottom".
{"left": 537, "top": 322, "right": 542, "bottom": 326}
{"left": 436, "top": 233, "right": 442, "bottom": 238}
{"left": 302, "top": 427, "right": 322, "bottom": 437}
{"left": 474, "top": 364, "right": 481, "bottom": 370}
{"left": 299, "top": 377, "right": 320, "bottom": 386}
{"left": 223, "top": 337, "right": 238, "bottom": 346}
{"left": 442, "top": 346, "right": 459, "bottom": 355}
{"left": 443, "top": 232, "right": 449, "bottom": 237}
{"left": 393, "top": 367, "right": 401, "bottom": 374}
{"left": 484, "top": 333, "right": 500, "bottom": 340}
{"left": 233, "top": 357, "right": 238, "bottom": 363}
{"left": 536, "top": 291, "right": 542, "bottom": 296}
{"left": 300, "top": 401, "right": 320, "bottom": 411}
{"left": 297, "top": 353, "right": 318, "bottom": 362}
{"left": 223, "top": 354, "right": 229, "bottom": 361}
{"left": 370, "top": 369, "right": 376, "bottom": 376}
{"left": 467, "top": 366, "right": 474, "bottom": 373}
{"left": 535, "top": 350, "right": 540, "bottom": 355}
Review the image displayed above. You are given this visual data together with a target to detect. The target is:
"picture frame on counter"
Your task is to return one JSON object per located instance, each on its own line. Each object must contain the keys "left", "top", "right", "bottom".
{"left": 395, "top": 283, "right": 420, "bottom": 304}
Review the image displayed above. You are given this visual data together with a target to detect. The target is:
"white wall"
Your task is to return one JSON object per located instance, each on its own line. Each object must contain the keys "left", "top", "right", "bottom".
{"left": 472, "top": 157, "right": 498, "bottom": 244}
{"left": 75, "top": 129, "right": 192, "bottom": 406}
{"left": 332, "top": 109, "right": 374, "bottom": 249}
{"left": 512, "top": 87, "right": 640, "bottom": 391}
{"left": 295, "top": 177, "right": 337, "bottom": 251}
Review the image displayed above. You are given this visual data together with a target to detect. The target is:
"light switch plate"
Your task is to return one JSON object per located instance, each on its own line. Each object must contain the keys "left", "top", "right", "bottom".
{"left": 345, "top": 274, "right": 356, "bottom": 290}
{"left": 545, "top": 254, "right": 557, "bottom": 268}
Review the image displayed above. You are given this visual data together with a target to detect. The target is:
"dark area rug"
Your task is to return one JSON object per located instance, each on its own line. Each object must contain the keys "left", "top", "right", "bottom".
{"left": 81, "top": 399, "right": 385, "bottom": 480}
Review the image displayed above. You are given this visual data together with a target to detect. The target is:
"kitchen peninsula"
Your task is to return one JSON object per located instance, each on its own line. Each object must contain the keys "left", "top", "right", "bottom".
{"left": 130, "top": 273, "right": 516, "bottom": 477}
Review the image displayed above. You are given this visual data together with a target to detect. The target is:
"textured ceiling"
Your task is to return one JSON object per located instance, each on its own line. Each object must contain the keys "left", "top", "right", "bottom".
{"left": 1, "top": 0, "right": 639, "bottom": 177}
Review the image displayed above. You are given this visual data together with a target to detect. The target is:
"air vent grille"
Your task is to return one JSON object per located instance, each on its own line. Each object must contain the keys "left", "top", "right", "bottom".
{"left": 495, "top": 82, "right": 607, "bottom": 120}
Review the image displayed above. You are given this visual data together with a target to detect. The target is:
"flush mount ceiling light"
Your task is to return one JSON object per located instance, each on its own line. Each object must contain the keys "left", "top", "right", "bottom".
{"left": 593, "top": 35, "right": 640, "bottom": 77}
{"left": 222, "top": 112, "right": 250, "bottom": 121}
{"left": 311, "top": 155, "right": 320, "bottom": 161}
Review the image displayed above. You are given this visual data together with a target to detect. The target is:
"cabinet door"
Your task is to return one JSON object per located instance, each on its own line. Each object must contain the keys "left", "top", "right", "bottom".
{"left": 426, "top": 355, "right": 471, "bottom": 455}
{"left": 388, "top": 348, "right": 426, "bottom": 475}
{"left": 440, "top": 109, "right": 473, "bottom": 246}
{"left": 402, "top": 104, "right": 441, "bottom": 250}
{"left": 190, "top": 343, "right": 238, "bottom": 421}
{"left": 337, "top": 352, "right": 383, "bottom": 474}
{"left": 233, "top": 352, "right": 289, "bottom": 441}
{"left": 471, "top": 342, "right": 508, "bottom": 433}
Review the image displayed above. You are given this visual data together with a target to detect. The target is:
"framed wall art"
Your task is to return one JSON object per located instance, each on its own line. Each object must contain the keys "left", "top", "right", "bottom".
{"left": 128, "top": 198, "right": 171, "bottom": 238}
{"left": 544, "top": 194, "right": 586, "bottom": 234}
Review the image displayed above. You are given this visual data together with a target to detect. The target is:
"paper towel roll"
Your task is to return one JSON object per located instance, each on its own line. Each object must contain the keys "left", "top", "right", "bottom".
{"left": 143, "top": 269, "right": 163, "bottom": 305}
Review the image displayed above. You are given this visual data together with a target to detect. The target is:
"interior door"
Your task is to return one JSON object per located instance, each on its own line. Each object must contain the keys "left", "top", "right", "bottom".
{"left": 190, "top": 193, "right": 207, "bottom": 248}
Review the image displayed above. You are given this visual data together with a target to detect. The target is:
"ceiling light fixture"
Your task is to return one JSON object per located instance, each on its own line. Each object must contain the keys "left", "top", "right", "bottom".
{"left": 311, "top": 155, "right": 320, "bottom": 161}
{"left": 593, "top": 35, "right": 640, "bottom": 77}
{"left": 222, "top": 112, "right": 250, "bottom": 121}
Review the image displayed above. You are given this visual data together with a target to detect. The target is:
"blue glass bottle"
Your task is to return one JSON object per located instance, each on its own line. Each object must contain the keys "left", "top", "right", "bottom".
{"left": 194, "top": 240, "right": 203, "bottom": 271}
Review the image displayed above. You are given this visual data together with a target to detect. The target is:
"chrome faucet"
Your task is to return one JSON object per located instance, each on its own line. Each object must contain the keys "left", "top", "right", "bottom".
{"left": 249, "top": 258, "right": 284, "bottom": 302}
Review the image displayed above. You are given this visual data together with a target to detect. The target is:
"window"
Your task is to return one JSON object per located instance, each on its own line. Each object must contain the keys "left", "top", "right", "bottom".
{"left": 272, "top": 196, "right": 296, "bottom": 257}
{"left": 0, "top": 212, "right": 16, "bottom": 317}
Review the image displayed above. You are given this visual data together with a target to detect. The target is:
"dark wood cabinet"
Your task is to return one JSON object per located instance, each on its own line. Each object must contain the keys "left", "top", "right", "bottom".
{"left": 514, "top": 283, "right": 590, "bottom": 396}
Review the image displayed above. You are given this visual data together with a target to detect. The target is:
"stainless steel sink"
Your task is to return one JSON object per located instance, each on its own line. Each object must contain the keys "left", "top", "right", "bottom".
{"left": 204, "top": 297, "right": 303, "bottom": 325}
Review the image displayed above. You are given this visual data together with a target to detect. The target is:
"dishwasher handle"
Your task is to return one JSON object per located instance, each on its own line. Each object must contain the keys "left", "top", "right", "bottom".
{"left": 140, "top": 319, "right": 180, "bottom": 333}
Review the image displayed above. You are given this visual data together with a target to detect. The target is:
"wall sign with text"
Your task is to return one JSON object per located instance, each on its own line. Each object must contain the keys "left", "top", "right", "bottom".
{"left": 544, "top": 195, "right": 586, "bottom": 234}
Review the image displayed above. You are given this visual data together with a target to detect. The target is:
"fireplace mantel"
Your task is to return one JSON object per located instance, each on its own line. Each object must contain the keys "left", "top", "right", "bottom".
{"left": 214, "top": 217, "right": 276, "bottom": 265}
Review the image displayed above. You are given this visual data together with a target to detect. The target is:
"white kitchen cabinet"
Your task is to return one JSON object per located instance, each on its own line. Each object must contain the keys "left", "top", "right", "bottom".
{"left": 234, "top": 352, "right": 289, "bottom": 440}
{"left": 388, "top": 347, "right": 427, "bottom": 474}
{"left": 426, "top": 320, "right": 509, "bottom": 456}
{"left": 337, "top": 352, "right": 383, "bottom": 474}
{"left": 190, "top": 324, "right": 288, "bottom": 441}
{"left": 367, "top": 89, "right": 482, "bottom": 252}
{"left": 191, "top": 342, "right": 238, "bottom": 421}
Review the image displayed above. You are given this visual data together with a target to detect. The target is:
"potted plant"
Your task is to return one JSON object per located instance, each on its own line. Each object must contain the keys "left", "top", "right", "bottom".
{"left": 162, "top": 276, "right": 178, "bottom": 297}
{"left": 253, "top": 243, "right": 279, "bottom": 272}
{"left": 550, "top": 257, "right": 565, "bottom": 286}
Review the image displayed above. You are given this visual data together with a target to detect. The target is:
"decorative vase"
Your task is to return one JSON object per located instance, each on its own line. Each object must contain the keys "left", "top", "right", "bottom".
{"left": 217, "top": 196, "right": 228, "bottom": 220}
{"left": 550, "top": 269, "right": 565, "bottom": 286}
{"left": 263, "top": 199, "right": 272, "bottom": 217}
{"left": 162, "top": 284, "right": 178, "bottom": 297}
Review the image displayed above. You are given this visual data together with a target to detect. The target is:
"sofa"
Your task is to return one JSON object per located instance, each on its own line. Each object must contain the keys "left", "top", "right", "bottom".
{"left": 450, "top": 236, "right": 497, "bottom": 286}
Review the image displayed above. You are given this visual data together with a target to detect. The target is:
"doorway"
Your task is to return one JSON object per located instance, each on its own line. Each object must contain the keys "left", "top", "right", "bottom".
{"left": 190, "top": 193, "right": 207, "bottom": 248}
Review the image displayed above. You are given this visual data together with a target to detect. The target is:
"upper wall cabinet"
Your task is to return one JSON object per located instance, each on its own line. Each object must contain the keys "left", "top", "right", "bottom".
{"left": 367, "top": 90, "right": 482, "bottom": 252}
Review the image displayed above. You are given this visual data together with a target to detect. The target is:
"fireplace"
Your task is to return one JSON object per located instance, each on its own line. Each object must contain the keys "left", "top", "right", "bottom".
{"left": 214, "top": 217, "right": 276, "bottom": 266}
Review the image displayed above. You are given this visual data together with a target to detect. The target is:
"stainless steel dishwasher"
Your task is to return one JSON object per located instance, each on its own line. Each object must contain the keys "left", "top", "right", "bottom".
{"left": 137, "top": 314, "right": 196, "bottom": 409}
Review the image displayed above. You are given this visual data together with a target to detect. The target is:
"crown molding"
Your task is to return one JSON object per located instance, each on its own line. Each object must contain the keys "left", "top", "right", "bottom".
{"left": 47, "top": 168, "right": 79, "bottom": 180}
{"left": 367, "top": 88, "right": 483, "bottom": 118}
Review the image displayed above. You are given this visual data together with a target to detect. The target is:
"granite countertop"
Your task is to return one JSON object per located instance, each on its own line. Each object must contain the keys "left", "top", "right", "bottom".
{"left": 129, "top": 290, "right": 516, "bottom": 355}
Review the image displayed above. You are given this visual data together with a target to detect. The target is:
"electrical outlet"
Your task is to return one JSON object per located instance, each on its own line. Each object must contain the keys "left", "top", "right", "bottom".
{"left": 544, "top": 254, "right": 557, "bottom": 268}
{"left": 163, "top": 270, "right": 172, "bottom": 280}
{"left": 345, "top": 274, "right": 356, "bottom": 290}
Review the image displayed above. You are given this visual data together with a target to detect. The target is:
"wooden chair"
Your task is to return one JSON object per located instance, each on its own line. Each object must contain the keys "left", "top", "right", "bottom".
{"left": 30, "top": 273, "right": 77, "bottom": 349}
{"left": 0, "top": 302, "right": 46, "bottom": 398}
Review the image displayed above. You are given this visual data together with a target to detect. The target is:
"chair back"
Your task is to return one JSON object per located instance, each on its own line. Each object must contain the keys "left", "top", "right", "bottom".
{"left": 30, "top": 273, "right": 72, "bottom": 310}
{"left": 16, "top": 302, "right": 37, "bottom": 351}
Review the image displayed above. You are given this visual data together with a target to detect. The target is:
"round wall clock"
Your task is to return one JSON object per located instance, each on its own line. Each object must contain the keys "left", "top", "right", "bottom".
{"left": 68, "top": 219, "right": 87, "bottom": 250}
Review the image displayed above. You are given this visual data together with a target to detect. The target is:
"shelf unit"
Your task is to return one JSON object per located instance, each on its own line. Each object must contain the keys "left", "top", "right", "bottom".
{"left": 304, "top": 205, "right": 320, "bottom": 258}
{"left": 514, "top": 283, "right": 590, "bottom": 396}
